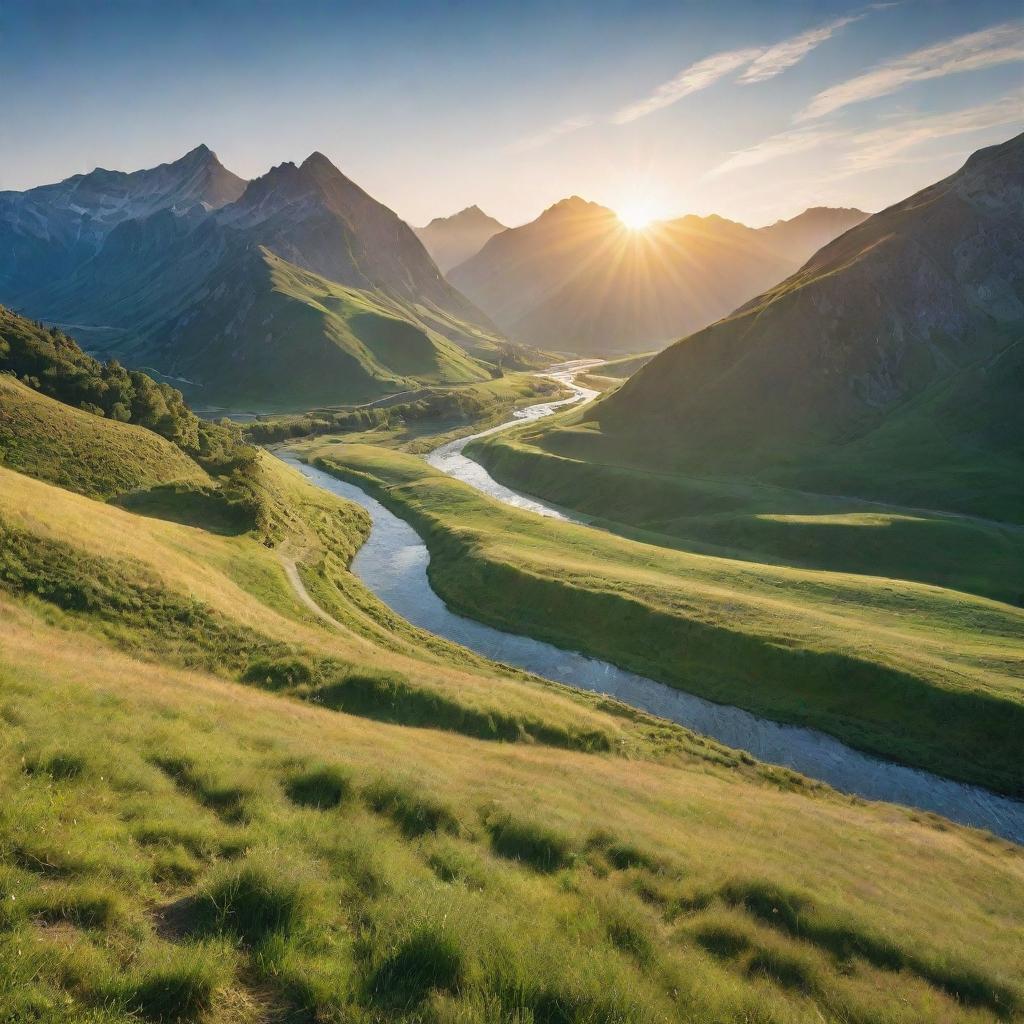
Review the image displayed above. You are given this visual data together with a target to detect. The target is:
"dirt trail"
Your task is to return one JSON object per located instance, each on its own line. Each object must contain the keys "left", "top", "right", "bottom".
{"left": 280, "top": 555, "right": 344, "bottom": 630}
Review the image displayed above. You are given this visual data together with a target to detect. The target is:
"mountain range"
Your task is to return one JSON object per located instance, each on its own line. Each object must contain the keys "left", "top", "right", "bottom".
{"left": 496, "top": 132, "right": 1024, "bottom": 523}
{"left": 1, "top": 147, "right": 522, "bottom": 408}
{"left": 415, "top": 205, "right": 507, "bottom": 273}
{"left": 448, "top": 200, "right": 867, "bottom": 355}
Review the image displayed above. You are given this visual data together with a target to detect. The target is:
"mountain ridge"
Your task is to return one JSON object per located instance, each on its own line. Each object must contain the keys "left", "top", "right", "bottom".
{"left": 562, "top": 131, "right": 1024, "bottom": 520}
{"left": 2, "top": 148, "right": 521, "bottom": 407}
{"left": 448, "top": 198, "right": 854, "bottom": 355}
{"left": 415, "top": 205, "right": 508, "bottom": 273}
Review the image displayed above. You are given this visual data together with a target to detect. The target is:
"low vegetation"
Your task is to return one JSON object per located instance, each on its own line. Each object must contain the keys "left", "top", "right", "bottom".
{"left": 304, "top": 443, "right": 1024, "bottom": 795}
{"left": 1, "top": 595, "right": 1021, "bottom": 1023}
{"left": 243, "top": 372, "right": 561, "bottom": 447}
{"left": 2, "top": 308, "right": 1022, "bottom": 1021}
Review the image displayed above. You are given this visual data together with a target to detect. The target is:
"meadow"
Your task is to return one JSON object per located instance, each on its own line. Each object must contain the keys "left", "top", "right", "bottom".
{"left": 2, "top": 358, "right": 1023, "bottom": 1022}
{"left": 298, "top": 442, "right": 1024, "bottom": 796}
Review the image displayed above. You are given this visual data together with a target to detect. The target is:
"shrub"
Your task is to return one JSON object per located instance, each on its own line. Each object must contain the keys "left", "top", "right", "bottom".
{"left": 284, "top": 763, "right": 353, "bottom": 809}
{"left": 485, "top": 812, "right": 575, "bottom": 873}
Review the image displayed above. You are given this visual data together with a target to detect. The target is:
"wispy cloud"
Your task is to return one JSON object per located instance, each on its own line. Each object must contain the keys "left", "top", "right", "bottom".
{"left": 507, "top": 116, "right": 594, "bottom": 154}
{"left": 612, "top": 10, "right": 870, "bottom": 125}
{"left": 797, "top": 20, "right": 1024, "bottom": 121}
{"left": 841, "top": 87, "right": 1024, "bottom": 172}
{"left": 706, "top": 126, "right": 844, "bottom": 177}
{"left": 739, "top": 14, "right": 864, "bottom": 84}
{"left": 706, "top": 85, "right": 1024, "bottom": 179}
{"left": 611, "top": 47, "right": 762, "bottom": 124}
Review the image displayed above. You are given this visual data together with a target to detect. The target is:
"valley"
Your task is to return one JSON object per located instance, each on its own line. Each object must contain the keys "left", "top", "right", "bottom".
{"left": 2, "top": 12, "right": 1022, "bottom": 1013}
{"left": 280, "top": 372, "right": 1024, "bottom": 838}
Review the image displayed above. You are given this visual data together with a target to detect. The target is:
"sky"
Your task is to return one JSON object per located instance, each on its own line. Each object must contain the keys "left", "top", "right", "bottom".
{"left": 1, "top": 0, "right": 1021, "bottom": 227}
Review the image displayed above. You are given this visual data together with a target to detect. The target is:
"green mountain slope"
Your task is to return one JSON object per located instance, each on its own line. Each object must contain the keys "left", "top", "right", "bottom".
{"left": 588, "top": 132, "right": 1024, "bottom": 517}
{"left": 483, "top": 133, "right": 1024, "bottom": 529}
{"left": 151, "top": 247, "right": 495, "bottom": 409}
{"left": 5, "top": 149, "right": 528, "bottom": 407}
{"left": 0, "top": 375, "right": 205, "bottom": 500}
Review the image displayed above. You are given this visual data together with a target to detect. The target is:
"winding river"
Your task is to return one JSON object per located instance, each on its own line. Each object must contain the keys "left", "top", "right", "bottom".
{"left": 280, "top": 363, "right": 1024, "bottom": 845}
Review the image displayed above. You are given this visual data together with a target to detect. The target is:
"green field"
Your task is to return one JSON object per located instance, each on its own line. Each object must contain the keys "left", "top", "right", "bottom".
{"left": 3, "top": 452, "right": 1024, "bottom": 1023}
{"left": 298, "top": 441, "right": 1024, "bottom": 796}
{"left": 3, "top": 319, "right": 1024, "bottom": 1022}
{"left": 469, "top": 430, "right": 1024, "bottom": 605}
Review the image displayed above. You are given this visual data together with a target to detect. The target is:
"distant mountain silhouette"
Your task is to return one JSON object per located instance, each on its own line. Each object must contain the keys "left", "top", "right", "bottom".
{"left": 415, "top": 205, "right": 507, "bottom": 273}
{"left": 448, "top": 198, "right": 861, "bottom": 355}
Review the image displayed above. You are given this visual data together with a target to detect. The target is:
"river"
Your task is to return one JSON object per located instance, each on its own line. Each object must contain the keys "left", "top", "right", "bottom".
{"left": 279, "top": 363, "right": 1024, "bottom": 844}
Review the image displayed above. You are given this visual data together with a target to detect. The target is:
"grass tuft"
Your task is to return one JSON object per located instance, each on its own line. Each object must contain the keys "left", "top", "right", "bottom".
{"left": 193, "top": 862, "right": 308, "bottom": 946}
{"left": 362, "top": 779, "right": 459, "bottom": 838}
{"left": 484, "top": 812, "right": 575, "bottom": 873}
{"left": 283, "top": 762, "right": 353, "bottom": 810}
{"left": 23, "top": 750, "right": 88, "bottom": 781}
{"left": 120, "top": 942, "right": 231, "bottom": 1023}
{"left": 368, "top": 926, "right": 465, "bottom": 1009}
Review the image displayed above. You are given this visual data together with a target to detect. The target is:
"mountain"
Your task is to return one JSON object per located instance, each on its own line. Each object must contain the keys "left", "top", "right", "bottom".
{"left": 448, "top": 198, "right": 815, "bottom": 355}
{"left": 556, "top": 132, "right": 1024, "bottom": 521}
{"left": 415, "top": 205, "right": 507, "bottom": 273}
{"left": 756, "top": 206, "right": 868, "bottom": 265}
{"left": 0, "top": 145, "right": 245, "bottom": 298}
{"left": 3, "top": 149, "right": 523, "bottom": 408}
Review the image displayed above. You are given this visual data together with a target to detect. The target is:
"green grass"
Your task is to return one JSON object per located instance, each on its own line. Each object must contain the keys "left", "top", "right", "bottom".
{"left": 162, "top": 247, "right": 499, "bottom": 410}
{"left": 305, "top": 443, "right": 1024, "bottom": 795}
{"left": 3, "top": 365, "right": 1024, "bottom": 1021}
{"left": 484, "top": 811, "right": 576, "bottom": 872}
{"left": 0, "top": 376, "right": 206, "bottom": 500}
{"left": 283, "top": 763, "right": 354, "bottom": 809}
{"left": 471, "top": 429, "right": 1024, "bottom": 605}
{"left": 1, "top": 594, "right": 1023, "bottom": 1022}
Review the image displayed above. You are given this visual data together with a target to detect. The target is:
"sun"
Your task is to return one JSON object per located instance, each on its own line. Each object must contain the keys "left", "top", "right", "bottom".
{"left": 616, "top": 199, "right": 658, "bottom": 231}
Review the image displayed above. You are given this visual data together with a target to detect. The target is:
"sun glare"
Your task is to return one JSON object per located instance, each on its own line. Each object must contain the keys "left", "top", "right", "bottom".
{"left": 616, "top": 199, "right": 657, "bottom": 231}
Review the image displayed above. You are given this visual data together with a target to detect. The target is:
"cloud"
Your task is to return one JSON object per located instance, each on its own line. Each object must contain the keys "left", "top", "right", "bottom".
{"left": 739, "top": 14, "right": 864, "bottom": 84}
{"left": 507, "top": 116, "right": 594, "bottom": 154}
{"left": 797, "top": 20, "right": 1024, "bottom": 121}
{"left": 612, "top": 10, "right": 870, "bottom": 125}
{"left": 612, "top": 47, "right": 762, "bottom": 124}
{"left": 706, "top": 126, "right": 844, "bottom": 177}
{"left": 840, "top": 87, "right": 1024, "bottom": 173}
{"left": 706, "top": 85, "right": 1024, "bottom": 178}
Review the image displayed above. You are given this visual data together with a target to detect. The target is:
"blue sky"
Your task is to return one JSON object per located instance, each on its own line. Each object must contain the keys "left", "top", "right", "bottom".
{"left": 1, "top": 0, "right": 1021, "bottom": 225}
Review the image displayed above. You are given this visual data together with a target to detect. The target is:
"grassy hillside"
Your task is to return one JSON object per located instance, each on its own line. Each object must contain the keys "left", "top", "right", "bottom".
{"left": 4, "top": 311, "right": 1024, "bottom": 1021}
{"left": 0, "top": 376, "right": 206, "bottom": 500}
{"left": 149, "top": 248, "right": 498, "bottom": 410}
{"left": 563, "top": 134, "right": 1024, "bottom": 523}
{"left": 1, "top": 460, "right": 1023, "bottom": 1022}
{"left": 470, "top": 430, "right": 1024, "bottom": 605}
{"left": 298, "top": 442, "right": 1024, "bottom": 796}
